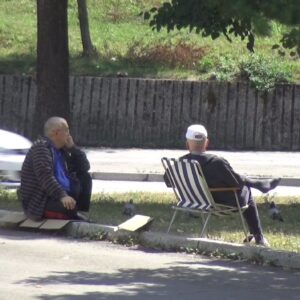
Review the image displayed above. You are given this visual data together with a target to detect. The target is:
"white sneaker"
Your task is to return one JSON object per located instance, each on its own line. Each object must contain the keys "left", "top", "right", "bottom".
{"left": 255, "top": 235, "right": 270, "bottom": 247}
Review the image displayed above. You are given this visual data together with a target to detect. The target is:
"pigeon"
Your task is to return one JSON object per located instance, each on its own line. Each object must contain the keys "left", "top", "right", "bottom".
{"left": 268, "top": 201, "right": 284, "bottom": 222}
{"left": 123, "top": 199, "right": 135, "bottom": 216}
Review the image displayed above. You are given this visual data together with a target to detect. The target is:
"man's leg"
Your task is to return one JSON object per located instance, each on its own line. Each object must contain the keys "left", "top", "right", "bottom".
{"left": 75, "top": 172, "right": 92, "bottom": 212}
{"left": 245, "top": 177, "right": 281, "bottom": 193}
{"left": 44, "top": 198, "right": 78, "bottom": 220}
{"left": 241, "top": 187, "right": 269, "bottom": 245}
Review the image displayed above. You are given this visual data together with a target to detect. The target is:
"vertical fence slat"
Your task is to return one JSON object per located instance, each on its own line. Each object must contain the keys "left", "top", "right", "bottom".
{"left": 2, "top": 75, "right": 13, "bottom": 131}
{"left": 86, "top": 77, "right": 100, "bottom": 145}
{"left": 282, "top": 85, "right": 293, "bottom": 149}
{"left": 80, "top": 77, "right": 93, "bottom": 144}
{"left": 126, "top": 78, "right": 138, "bottom": 142}
{"left": 142, "top": 79, "right": 155, "bottom": 146}
{"left": 164, "top": 80, "right": 174, "bottom": 145}
{"left": 115, "top": 78, "right": 129, "bottom": 145}
{"left": 154, "top": 80, "right": 165, "bottom": 145}
{"left": 235, "top": 82, "right": 247, "bottom": 149}
{"left": 225, "top": 82, "right": 237, "bottom": 149}
{"left": 271, "top": 86, "right": 283, "bottom": 149}
{"left": 108, "top": 78, "right": 119, "bottom": 143}
{"left": 135, "top": 79, "right": 147, "bottom": 144}
{"left": 182, "top": 80, "right": 193, "bottom": 128}
{"left": 292, "top": 85, "right": 300, "bottom": 150}
{"left": 245, "top": 84, "right": 255, "bottom": 149}
{"left": 205, "top": 82, "right": 218, "bottom": 147}
{"left": 99, "top": 77, "right": 111, "bottom": 143}
{"left": 262, "top": 91, "right": 273, "bottom": 149}
{"left": 71, "top": 76, "right": 84, "bottom": 142}
{"left": 199, "top": 81, "right": 209, "bottom": 129}
{"left": 171, "top": 80, "right": 184, "bottom": 146}
{"left": 215, "top": 82, "right": 227, "bottom": 149}
{"left": 26, "top": 76, "right": 36, "bottom": 137}
{"left": 190, "top": 81, "right": 200, "bottom": 124}
{"left": 19, "top": 76, "right": 29, "bottom": 136}
{"left": 254, "top": 91, "right": 263, "bottom": 149}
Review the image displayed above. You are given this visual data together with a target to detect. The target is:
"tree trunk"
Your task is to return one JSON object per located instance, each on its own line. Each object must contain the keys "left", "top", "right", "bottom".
{"left": 77, "top": 0, "right": 97, "bottom": 58}
{"left": 33, "top": 0, "right": 70, "bottom": 138}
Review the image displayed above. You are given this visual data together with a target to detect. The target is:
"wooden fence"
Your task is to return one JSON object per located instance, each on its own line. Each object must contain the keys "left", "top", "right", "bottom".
{"left": 0, "top": 74, "right": 300, "bottom": 150}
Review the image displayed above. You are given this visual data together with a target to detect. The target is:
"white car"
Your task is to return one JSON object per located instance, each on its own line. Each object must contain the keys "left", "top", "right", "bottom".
{"left": 0, "top": 129, "right": 32, "bottom": 182}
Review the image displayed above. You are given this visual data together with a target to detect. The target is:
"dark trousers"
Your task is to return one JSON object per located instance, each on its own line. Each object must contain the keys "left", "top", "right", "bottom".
{"left": 240, "top": 187, "right": 263, "bottom": 236}
{"left": 44, "top": 172, "right": 92, "bottom": 218}
{"left": 213, "top": 186, "right": 263, "bottom": 236}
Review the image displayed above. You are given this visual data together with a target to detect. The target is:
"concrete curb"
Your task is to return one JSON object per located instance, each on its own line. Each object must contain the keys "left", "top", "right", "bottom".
{"left": 64, "top": 221, "right": 300, "bottom": 270}
{"left": 90, "top": 172, "right": 300, "bottom": 187}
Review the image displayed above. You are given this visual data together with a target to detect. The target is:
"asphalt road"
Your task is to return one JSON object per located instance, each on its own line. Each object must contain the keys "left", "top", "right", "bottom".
{"left": 0, "top": 228, "right": 299, "bottom": 300}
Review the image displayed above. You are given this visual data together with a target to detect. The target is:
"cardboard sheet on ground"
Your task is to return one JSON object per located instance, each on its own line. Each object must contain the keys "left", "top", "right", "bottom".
{"left": 39, "top": 219, "right": 71, "bottom": 230}
{"left": 0, "top": 212, "right": 27, "bottom": 224}
{"left": 118, "top": 214, "right": 153, "bottom": 232}
{"left": 19, "top": 218, "right": 71, "bottom": 229}
{"left": 19, "top": 219, "right": 46, "bottom": 228}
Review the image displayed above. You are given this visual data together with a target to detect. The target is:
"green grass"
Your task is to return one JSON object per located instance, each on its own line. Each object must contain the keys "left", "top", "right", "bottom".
{"left": 0, "top": 0, "right": 299, "bottom": 90}
{"left": 1, "top": 189, "right": 300, "bottom": 253}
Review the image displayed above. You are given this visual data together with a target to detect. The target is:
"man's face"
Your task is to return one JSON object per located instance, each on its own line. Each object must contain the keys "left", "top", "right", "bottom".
{"left": 54, "top": 122, "right": 70, "bottom": 148}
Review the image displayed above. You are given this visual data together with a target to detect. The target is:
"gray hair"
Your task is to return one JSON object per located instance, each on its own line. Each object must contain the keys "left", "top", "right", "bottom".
{"left": 44, "top": 116, "right": 67, "bottom": 137}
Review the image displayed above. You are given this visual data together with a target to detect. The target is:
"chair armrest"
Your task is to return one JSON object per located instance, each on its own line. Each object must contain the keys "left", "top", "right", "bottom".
{"left": 209, "top": 187, "right": 240, "bottom": 192}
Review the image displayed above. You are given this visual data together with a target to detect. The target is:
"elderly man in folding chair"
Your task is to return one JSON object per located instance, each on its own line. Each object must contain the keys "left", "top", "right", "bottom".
{"left": 164, "top": 124, "right": 280, "bottom": 246}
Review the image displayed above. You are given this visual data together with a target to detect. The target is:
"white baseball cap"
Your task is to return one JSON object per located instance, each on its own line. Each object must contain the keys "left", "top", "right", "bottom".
{"left": 185, "top": 124, "right": 207, "bottom": 141}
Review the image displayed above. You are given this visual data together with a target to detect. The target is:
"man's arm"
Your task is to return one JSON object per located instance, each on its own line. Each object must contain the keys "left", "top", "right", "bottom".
{"left": 64, "top": 136, "right": 90, "bottom": 173}
{"left": 215, "top": 157, "right": 246, "bottom": 188}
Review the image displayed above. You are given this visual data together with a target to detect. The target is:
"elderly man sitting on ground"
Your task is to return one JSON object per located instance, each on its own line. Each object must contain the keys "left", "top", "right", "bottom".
{"left": 20, "top": 116, "right": 92, "bottom": 221}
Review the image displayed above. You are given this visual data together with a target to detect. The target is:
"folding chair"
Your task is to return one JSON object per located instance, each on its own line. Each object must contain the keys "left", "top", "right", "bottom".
{"left": 161, "top": 157, "right": 249, "bottom": 240}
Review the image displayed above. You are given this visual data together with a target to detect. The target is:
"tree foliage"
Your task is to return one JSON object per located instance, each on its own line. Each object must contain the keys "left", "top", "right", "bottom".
{"left": 144, "top": 0, "right": 300, "bottom": 55}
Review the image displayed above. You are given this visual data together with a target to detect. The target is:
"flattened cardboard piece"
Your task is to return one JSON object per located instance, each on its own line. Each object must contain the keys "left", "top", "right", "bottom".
{"left": 19, "top": 219, "right": 46, "bottom": 228}
{"left": 0, "top": 212, "right": 27, "bottom": 224}
{"left": 39, "top": 219, "right": 71, "bottom": 230}
{"left": 118, "top": 214, "right": 153, "bottom": 232}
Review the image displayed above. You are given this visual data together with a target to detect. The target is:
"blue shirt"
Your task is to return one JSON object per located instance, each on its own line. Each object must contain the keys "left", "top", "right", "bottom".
{"left": 52, "top": 146, "right": 71, "bottom": 193}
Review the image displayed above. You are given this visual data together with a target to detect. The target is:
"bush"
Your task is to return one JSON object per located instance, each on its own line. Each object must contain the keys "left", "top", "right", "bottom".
{"left": 239, "top": 54, "right": 294, "bottom": 92}
{"left": 127, "top": 38, "right": 207, "bottom": 68}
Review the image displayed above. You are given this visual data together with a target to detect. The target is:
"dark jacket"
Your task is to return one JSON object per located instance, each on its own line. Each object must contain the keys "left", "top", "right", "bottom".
{"left": 166, "top": 152, "right": 250, "bottom": 207}
{"left": 20, "top": 137, "right": 90, "bottom": 220}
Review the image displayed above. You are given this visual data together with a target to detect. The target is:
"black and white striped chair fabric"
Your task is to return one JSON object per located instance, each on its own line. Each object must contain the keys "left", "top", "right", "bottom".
{"left": 162, "top": 157, "right": 212, "bottom": 211}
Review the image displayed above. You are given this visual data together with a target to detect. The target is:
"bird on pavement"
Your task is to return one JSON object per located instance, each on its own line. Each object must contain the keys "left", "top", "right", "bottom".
{"left": 268, "top": 201, "right": 284, "bottom": 222}
{"left": 123, "top": 199, "right": 135, "bottom": 216}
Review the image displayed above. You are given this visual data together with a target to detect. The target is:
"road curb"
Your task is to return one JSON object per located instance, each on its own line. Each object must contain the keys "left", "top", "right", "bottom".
{"left": 64, "top": 221, "right": 300, "bottom": 270}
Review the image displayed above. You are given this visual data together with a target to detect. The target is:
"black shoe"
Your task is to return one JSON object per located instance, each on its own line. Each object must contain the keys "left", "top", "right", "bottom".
{"left": 255, "top": 178, "right": 281, "bottom": 193}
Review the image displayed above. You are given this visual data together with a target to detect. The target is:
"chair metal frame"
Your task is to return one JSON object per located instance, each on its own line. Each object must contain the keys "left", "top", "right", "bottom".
{"left": 161, "top": 157, "right": 249, "bottom": 239}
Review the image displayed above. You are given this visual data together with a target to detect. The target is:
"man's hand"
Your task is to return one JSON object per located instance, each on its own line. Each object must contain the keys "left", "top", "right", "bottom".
{"left": 60, "top": 196, "right": 76, "bottom": 210}
{"left": 65, "top": 135, "right": 75, "bottom": 149}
